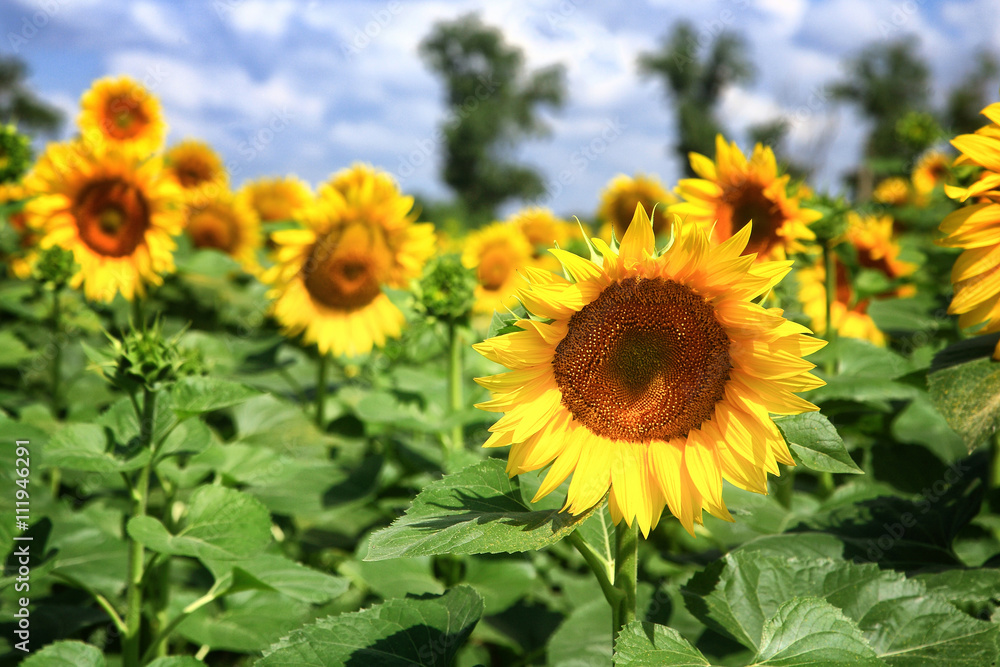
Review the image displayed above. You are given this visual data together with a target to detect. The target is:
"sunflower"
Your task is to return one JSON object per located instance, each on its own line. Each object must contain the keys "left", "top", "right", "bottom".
{"left": 164, "top": 140, "right": 228, "bottom": 198}
{"left": 23, "top": 141, "right": 182, "bottom": 302}
{"left": 872, "top": 177, "right": 910, "bottom": 206}
{"left": 798, "top": 260, "right": 886, "bottom": 346}
{"left": 0, "top": 183, "right": 38, "bottom": 279}
{"left": 511, "top": 207, "right": 576, "bottom": 252}
{"left": 462, "top": 222, "right": 534, "bottom": 315}
{"left": 912, "top": 150, "right": 950, "bottom": 197}
{"left": 78, "top": 76, "right": 166, "bottom": 156}
{"left": 265, "top": 164, "right": 435, "bottom": 357}
{"left": 599, "top": 173, "right": 676, "bottom": 240}
{"left": 183, "top": 192, "right": 260, "bottom": 271}
{"left": 938, "top": 102, "right": 1000, "bottom": 358}
{"left": 240, "top": 176, "right": 314, "bottom": 223}
{"left": 474, "top": 206, "right": 825, "bottom": 536}
{"left": 670, "top": 136, "right": 819, "bottom": 262}
{"left": 844, "top": 212, "right": 916, "bottom": 280}
{"left": 799, "top": 212, "right": 915, "bottom": 346}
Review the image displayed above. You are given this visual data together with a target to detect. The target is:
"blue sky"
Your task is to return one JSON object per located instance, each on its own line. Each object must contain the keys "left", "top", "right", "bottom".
{"left": 3, "top": 0, "right": 998, "bottom": 218}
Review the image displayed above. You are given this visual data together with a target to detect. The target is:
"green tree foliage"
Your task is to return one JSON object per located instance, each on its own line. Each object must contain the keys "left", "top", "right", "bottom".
{"left": 829, "top": 38, "right": 932, "bottom": 163}
{"left": 944, "top": 49, "right": 1000, "bottom": 136}
{"left": 638, "top": 21, "right": 754, "bottom": 176}
{"left": 419, "top": 13, "right": 566, "bottom": 222}
{"left": 0, "top": 55, "right": 63, "bottom": 135}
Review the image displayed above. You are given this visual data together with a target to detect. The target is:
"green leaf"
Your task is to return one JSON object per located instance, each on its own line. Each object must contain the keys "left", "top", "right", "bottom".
{"left": 203, "top": 554, "right": 349, "bottom": 604}
{"left": 0, "top": 329, "right": 32, "bottom": 367}
{"left": 177, "top": 590, "right": 308, "bottom": 653}
{"left": 464, "top": 556, "right": 538, "bottom": 615}
{"left": 146, "top": 659, "right": 208, "bottom": 667}
{"left": 548, "top": 597, "right": 613, "bottom": 666}
{"left": 753, "top": 597, "right": 884, "bottom": 666}
{"left": 257, "top": 585, "right": 484, "bottom": 666}
{"left": 928, "top": 357, "right": 1000, "bottom": 452}
{"left": 365, "top": 458, "right": 603, "bottom": 560}
{"left": 21, "top": 641, "right": 105, "bottom": 667}
{"left": 171, "top": 376, "right": 263, "bottom": 416}
{"left": 775, "top": 413, "right": 862, "bottom": 474}
{"left": 159, "top": 417, "right": 213, "bottom": 458}
{"left": 43, "top": 423, "right": 150, "bottom": 473}
{"left": 613, "top": 621, "right": 710, "bottom": 666}
{"left": 127, "top": 485, "right": 271, "bottom": 560}
{"left": 683, "top": 552, "right": 999, "bottom": 665}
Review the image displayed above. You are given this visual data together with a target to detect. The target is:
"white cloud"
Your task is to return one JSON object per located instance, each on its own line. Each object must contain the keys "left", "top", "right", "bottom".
{"left": 224, "top": 0, "right": 298, "bottom": 38}
{"left": 129, "top": 1, "right": 186, "bottom": 45}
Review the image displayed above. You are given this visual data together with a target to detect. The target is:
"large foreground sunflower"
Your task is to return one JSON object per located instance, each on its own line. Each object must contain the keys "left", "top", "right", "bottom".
{"left": 938, "top": 102, "right": 1000, "bottom": 357}
{"left": 670, "top": 135, "right": 819, "bottom": 261}
{"left": 474, "top": 206, "right": 825, "bottom": 536}
{"left": 78, "top": 76, "right": 166, "bottom": 156}
{"left": 265, "top": 164, "right": 434, "bottom": 357}
{"left": 24, "top": 142, "right": 182, "bottom": 301}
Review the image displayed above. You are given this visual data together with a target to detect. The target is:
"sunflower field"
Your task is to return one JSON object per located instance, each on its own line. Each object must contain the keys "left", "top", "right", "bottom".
{"left": 3, "top": 30, "right": 1000, "bottom": 667}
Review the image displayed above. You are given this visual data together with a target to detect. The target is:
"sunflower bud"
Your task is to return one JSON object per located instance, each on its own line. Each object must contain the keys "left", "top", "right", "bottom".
{"left": 33, "top": 246, "right": 78, "bottom": 289}
{"left": 90, "top": 321, "right": 202, "bottom": 393}
{"left": 413, "top": 254, "right": 477, "bottom": 323}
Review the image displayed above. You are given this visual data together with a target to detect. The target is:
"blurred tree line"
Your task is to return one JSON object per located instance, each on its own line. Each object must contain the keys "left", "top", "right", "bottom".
{"left": 418, "top": 14, "right": 998, "bottom": 224}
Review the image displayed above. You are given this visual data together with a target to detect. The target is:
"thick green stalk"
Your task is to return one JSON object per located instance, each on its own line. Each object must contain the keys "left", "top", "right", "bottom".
{"left": 50, "top": 287, "right": 62, "bottom": 418}
{"left": 823, "top": 241, "right": 838, "bottom": 376}
{"left": 122, "top": 387, "right": 156, "bottom": 667}
{"left": 448, "top": 322, "right": 463, "bottom": 450}
{"left": 613, "top": 522, "right": 639, "bottom": 643}
{"left": 315, "top": 353, "right": 328, "bottom": 429}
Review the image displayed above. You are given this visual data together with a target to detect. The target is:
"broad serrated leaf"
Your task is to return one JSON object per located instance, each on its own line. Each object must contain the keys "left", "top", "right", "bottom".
{"left": 928, "top": 357, "right": 1000, "bottom": 452}
{"left": 171, "top": 376, "right": 262, "bottom": 416}
{"left": 684, "top": 551, "right": 999, "bottom": 665}
{"left": 42, "top": 423, "right": 150, "bottom": 473}
{"left": 365, "top": 458, "right": 602, "bottom": 560}
{"left": 613, "top": 621, "right": 710, "bottom": 666}
{"left": 775, "top": 413, "right": 862, "bottom": 474}
{"left": 257, "top": 585, "right": 484, "bottom": 666}
{"left": 203, "top": 554, "right": 349, "bottom": 603}
{"left": 753, "top": 597, "right": 884, "bottom": 666}
{"left": 21, "top": 641, "right": 105, "bottom": 667}
{"left": 127, "top": 485, "right": 271, "bottom": 560}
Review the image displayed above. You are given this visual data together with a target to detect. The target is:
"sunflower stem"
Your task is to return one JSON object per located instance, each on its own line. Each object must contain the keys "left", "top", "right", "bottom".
{"left": 49, "top": 285, "right": 62, "bottom": 419}
{"left": 447, "top": 320, "right": 464, "bottom": 451}
{"left": 131, "top": 294, "right": 143, "bottom": 328}
{"left": 568, "top": 530, "right": 622, "bottom": 613}
{"left": 315, "top": 352, "right": 328, "bottom": 429}
{"left": 122, "top": 386, "right": 156, "bottom": 667}
{"left": 823, "top": 241, "right": 838, "bottom": 376}
{"left": 613, "top": 521, "right": 639, "bottom": 644}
